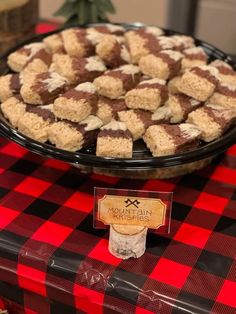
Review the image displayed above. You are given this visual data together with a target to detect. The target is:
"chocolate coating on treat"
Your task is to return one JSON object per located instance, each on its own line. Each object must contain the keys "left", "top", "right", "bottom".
{"left": 105, "top": 70, "right": 140, "bottom": 91}
{"left": 135, "top": 29, "right": 162, "bottom": 52}
{"left": 216, "top": 84, "right": 236, "bottom": 97}
{"left": 92, "top": 25, "right": 124, "bottom": 36}
{"left": 203, "top": 107, "right": 229, "bottom": 127}
{"left": 72, "top": 56, "right": 104, "bottom": 83}
{"left": 183, "top": 51, "right": 207, "bottom": 61}
{"left": 63, "top": 89, "right": 98, "bottom": 113}
{"left": 99, "top": 97, "right": 127, "bottom": 117}
{"left": 32, "top": 72, "right": 66, "bottom": 104}
{"left": 154, "top": 51, "right": 182, "bottom": 77}
{"left": 25, "top": 49, "right": 52, "bottom": 67}
{"left": 25, "top": 105, "right": 55, "bottom": 122}
{"left": 174, "top": 94, "right": 202, "bottom": 119}
{"left": 98, "top": 128, "right": 132, "bottom": 139}
{"left": 103, "top": 41, "right": 127, "bottom": 68}
{"left": 75, "top": 29, "right": 95, "bottom": 56}
{"left": 136, "top": 82, "right": 168, "bottom": 102}
{"left": 192, "top": 67, "right": 218, "bottom": 85}
{"left": 161, "top": 124, "right": 199, "bottom": 152}
{"left": 67, "top": 120, "right": 99, "bottom": 146}
{"left": 134, "top": 109, "right": 154, "bottom": 128}
{"left": 215, "top": 66, "right": 236, "bottom": 76}
{"left": 10, "top": 74, "right": 21, "bottom": 92}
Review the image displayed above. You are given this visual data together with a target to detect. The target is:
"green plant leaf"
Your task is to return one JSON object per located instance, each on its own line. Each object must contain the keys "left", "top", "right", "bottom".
{"left": 78, "top": 0, "right": 88, "bottom": 25}
{"left": 54, "top": 1, "right": 77, "bottom": 18}
{"left": 89, "top": 1, "right": 99, "bottom": 23}
{"left": 100, "top": 0, "right": 116, "bottom": 14}
{"left": 64, "top": 14, "right": 79, "bottom": 26}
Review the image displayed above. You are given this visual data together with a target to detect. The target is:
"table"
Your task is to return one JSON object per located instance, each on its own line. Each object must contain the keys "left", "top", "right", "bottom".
{"left": 0, "top": 133, "right": 236, "bottom": 313}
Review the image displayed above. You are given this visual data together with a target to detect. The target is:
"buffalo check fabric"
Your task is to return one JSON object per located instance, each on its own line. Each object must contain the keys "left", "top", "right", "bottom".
{"left": 1, "top": 137, "right": 236, "bottom": 314}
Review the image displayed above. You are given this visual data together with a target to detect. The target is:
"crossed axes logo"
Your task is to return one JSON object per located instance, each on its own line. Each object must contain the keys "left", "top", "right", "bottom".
{"left": 125, "top": 198, "right": 140, "bottom": 208}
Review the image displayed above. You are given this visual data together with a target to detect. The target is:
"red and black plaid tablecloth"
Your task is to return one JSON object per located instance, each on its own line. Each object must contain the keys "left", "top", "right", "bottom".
{"left": 1, "top": 22, "right": 236, "bottom": 314}
{"left": 0, "top": 134, "right": 236, "bottom": 314}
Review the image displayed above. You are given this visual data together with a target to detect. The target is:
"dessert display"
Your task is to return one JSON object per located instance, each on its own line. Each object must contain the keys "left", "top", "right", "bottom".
{"left": 0, "top": 23, "right": 236, "bottom": 177}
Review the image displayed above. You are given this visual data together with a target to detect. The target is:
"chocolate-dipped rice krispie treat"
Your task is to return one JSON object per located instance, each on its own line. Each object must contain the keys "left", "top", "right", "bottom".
{"left": 178, "top": 65, "right": 219, "bottom": 101}
{"left": 0, "top": 74, "right": 22, "bottom": 102}
{"left": 96, "top": 97, "right": 127, "bottom": 124}
{"left": 125, "top": 27, "right": 173, "bottom": 64}
{"left": 167, "top": 75, "right": 182, "bottom": 94}
{"left": 166, "top": 93, "right": 202, "bottom": 123}
{"left": 48, "top": 115, "right": 103, "bottom": 152}
{"left": 7, "top": 43, "right": 49, "bottom": 72}
{"left": 21, "top": 48, "right": 52, "bottom": 78}
{"left": 210, "top": 60, "right": 236, "bottom": 86}
{"left": 118, "top": 106, "right": 170, "bottom": 141}
{"left": 94, "top": 64, "right": 141, "bottom": 99}
{"left": 96, "top": 35, "right": 131, "bottom": 68}
{"left": 209, "top": 82, "right": 236, "bottom": 109}
{"left": 52, "top": 54, "right": 106, "bottom": 85}
{"left": 20, "top": 71, "right": 68, "bottom": 105}
{"left": 87, "top": 24, "right": 125, "bottom": 36}
{"left": 1, "top": 96, "right": 26, "bottom": 127}
{"left": 61, "top": 28, "right": 95, "bottom": 57}
{"left": 17, "top": 104, "right": 55, "bottom": 143}
{"left": 187, "top": 104, "right": 236, "bottom": 142}
{"left": 125, "top": 78, "right": 168, "bottom": 111}
{"left": 43, "top": 33, "right": 64, "bottom": 53}
{"left": 96, "top": 120, "right": 133, "bottom": 158}
{"left": 181, "top": 47, "right": 208, "bottom": 72}
{"left": 143, "top": 123, "right": 201, "bottom": 157}
{"left": 171, "top": 35, "right": 195, "bottom": 51}
{"left": 53, "top": 82, "right": 98, "bottom": 122}
{"left": 139, "top": 50, "right": 183, "bottom": 80}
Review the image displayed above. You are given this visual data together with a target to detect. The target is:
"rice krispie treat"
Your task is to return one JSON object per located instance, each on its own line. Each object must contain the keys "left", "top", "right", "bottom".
{"left": 96, "top": 120, "right": 133, "bottom": 158}
{"left": 0, "top": 74, "right": 22, "bottom": 102}
{"left": 210, "top": 60, "right": 236, "bottom": 86}
{"left": 143, "top": 123, "right": 201, "bottom": 156}
{"left": 166, "top": 93, "right": 202, "bottom": 123}
{"left": 96, "top": 35, "right": 131, "bottom": 68}
{"left": 61, "top": 28, "right": 95, "bottom": 57}
{"left": 87, "top": 24, "right": 125, "bottom": 36}
{"left": 125, "top": 78, "right": 168, "bottom": 111}
{"left": 7, "top": 43, "right": 48, "bottom": 72}
{"left": 20, "top": 71, "right": 68, "bottom": 105}
{"left": 118, "top": 109, "right": 153, "bottom": 141}
{"left": 21, "top": 48, "right": 52, "bottom": 76}
{"left": 168, "top": 76, "right": 182, "bottom": 94}
{"left": 1, "top": 96, "right": 26, "bottom": 127}
{"left": 118, "top": 107, "right": 170, "bottom": 141}
{"left": 125, "top": 28, "right": 173, "bottom": 64}
{"left": 53, "top": 82, "right": 98, "bottom": 122}
{"left": 96, "top": 97, "right": 127, "bottom": 124}
{"left": 178, "top": 65, "right": 219, "bottom": 101}
{"left": 48, "top": 115, "right": 103, "bottom": 152}
{"left": 139, "top": 50, "right": 183, "bottom": 80}
{"left": 53, "top": 54, "right": 106, "bottom": 85}
{"left": 187, "top": 104, "right": 236, "bottom": 142}
{"left": 181, "top": 47, "right": 208, "bottom": 72}
{"left": 171, "top": 35, "right": 195, "bottom": 51}
{"left": 208, "top": 82, "right": 236, "bottom": 109}
{"left": 17, "top": 104, "right": 55, "bottom": 143}
{"left": 43, "top": 33, "right": 64, "bottom": 53}
{"left": 94, "top": 64, "right": 141, "bottom": 99}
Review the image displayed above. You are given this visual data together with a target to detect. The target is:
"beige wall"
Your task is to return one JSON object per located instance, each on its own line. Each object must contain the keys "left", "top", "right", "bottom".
{"left": 196, "top": 0, "right": 236, "bottom": 54}
{"left": 39, "top": 0, "right": 168, "bottom": 27}
{"left": 40, "top": 0, "right": 236, "bottom": 54}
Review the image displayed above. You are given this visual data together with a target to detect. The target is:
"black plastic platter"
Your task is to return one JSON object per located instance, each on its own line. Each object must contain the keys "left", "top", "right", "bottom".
{"left": 0, "top": 23, "right": 235, "bottom": 178}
